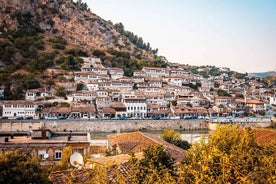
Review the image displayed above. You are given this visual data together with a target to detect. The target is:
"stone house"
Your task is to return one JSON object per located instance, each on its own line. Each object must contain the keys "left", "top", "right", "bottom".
{"left": 0, "top": 129, "right": 90, "bottom": 165}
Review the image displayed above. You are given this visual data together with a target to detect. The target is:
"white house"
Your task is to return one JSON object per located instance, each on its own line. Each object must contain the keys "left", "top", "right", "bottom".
{"left": 123, "top": 97, "right": 147, "bottom": 118}
{"left": 2, "top": 100, "right": 38, "bottom": 118}
{"left": 72, "top": 90, "right": 96, "bottom": 103}
{"left": 25, "top": 89, "right": 52, "bottom": 101}
{"left": 108, "top": 68, "right": 124, "bottom": 80}
{"left": 270, "top": 96, "right": 276, "bottom": 105}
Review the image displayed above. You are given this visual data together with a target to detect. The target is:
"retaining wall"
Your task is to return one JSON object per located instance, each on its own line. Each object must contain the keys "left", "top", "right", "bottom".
{"left": 0, "top": 120, "right": 206, "bottom": 132}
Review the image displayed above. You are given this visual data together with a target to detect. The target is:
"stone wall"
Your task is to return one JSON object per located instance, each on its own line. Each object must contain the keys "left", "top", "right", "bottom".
{"left": 0, "top": 120, "right": 207, "bottom": 132}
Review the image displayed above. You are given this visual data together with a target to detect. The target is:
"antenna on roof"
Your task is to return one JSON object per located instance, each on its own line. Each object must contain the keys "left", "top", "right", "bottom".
{"left": 69, "top": 152, "right": 84, "bottom": 168}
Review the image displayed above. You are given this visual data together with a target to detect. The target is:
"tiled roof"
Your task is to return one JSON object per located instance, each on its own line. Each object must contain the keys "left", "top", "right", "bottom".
{"left": 107, "top": 132, "right": 157, "bottom": 153}
{"left": 107, "top": 132, "right": 186, "bottom": 163}
{"left": 71, "top": 105, "right": 96, "bottom": 113}
{"left": 41, "top": 107, "right": 71, "bottom": 113}
{"left": 49, "top": 169, "right": 94, "bottom": 184}
{"left": 3, "top": 100, "right": 37, "bottom": 105}
{"left": 102, "top": 107, "right": 116, "bottom": 114}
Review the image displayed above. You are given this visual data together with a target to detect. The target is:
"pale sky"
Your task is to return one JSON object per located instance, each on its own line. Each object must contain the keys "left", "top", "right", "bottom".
{"left": 84, "top": 0, "right": 276, "bottom": 73}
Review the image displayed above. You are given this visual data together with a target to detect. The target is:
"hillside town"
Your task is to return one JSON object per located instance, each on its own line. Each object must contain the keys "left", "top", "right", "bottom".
{"left": 1, "top": 57, "right": 275, "bottom": 121}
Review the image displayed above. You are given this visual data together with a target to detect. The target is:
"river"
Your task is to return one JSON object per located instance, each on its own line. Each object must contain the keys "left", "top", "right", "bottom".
{"left": 90, "top": 129, "right": 212, "bottom": 144}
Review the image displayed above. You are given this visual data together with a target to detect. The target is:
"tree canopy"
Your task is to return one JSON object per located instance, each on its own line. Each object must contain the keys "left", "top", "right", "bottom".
{"left": 178, "top": 125, "right": 276, "bottom": 183}
{"left": 0, "top": 151, "right": 50, "bottom": 184}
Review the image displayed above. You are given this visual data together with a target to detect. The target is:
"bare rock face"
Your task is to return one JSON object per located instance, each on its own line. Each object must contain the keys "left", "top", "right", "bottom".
{"left": 0, "top": 0, "right": 135, "bottom": 52}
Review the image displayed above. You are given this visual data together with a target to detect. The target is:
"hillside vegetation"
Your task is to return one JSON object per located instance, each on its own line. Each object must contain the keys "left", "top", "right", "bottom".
{"left": 0, "top": 0, "right": 167, "bottom": 99}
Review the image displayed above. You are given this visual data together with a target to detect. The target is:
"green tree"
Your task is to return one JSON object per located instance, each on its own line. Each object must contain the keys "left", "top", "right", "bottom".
{"left": 128, "top": 144, "right": 177, "bottom": 184}
{"left": 23, "top": 74, "right": 41, "bottom": 89}
{"left": 178, "top": 125, "right": 276, "bottom": 183}
{"left": 217, "top": 89, "right": 231, "bottom": 96}
{"left": 53, "top": 146, "right": 72, "bottom": 171}
{"left": 162, "top": 129, "right": 191, "bottom": 150}
{"left": 0, "top": 151, "right": 50, "bottom": 184}
{"left": 55, "top": 86, "right": 67, "bottom": 99}
{"left": 76, "top": 83, "right": 84, "bottom": 91}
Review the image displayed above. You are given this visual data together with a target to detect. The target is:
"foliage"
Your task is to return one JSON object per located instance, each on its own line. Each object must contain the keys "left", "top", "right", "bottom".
{"left": 64, "top": 48, "right": 88, "bottom": 57}
{"left": 235, "top": 72, "right": 248, "bottom": 79}
{"left": 208, "top": 67, "right": 221, "bottom": 76}
{"left": 76, "top": 83, "right": 84, "bottom": 91}
{"left": 128, "top": 144, "right": 177, "bottom": 183}
{"left": 22, "top": 74, "right": 41, "bottom": 89}
{"left": 52, "top": 43, "right": 65, "bottom": 49}
{"left": 190, "top": 68, "right": 199, "bottom": 74}
{"left": 59, "top": 55, "right": 81, "bottom": 71}
{"left": 162, "top": 129, "right": 191, "bottom": 150}
{"left": 53, "top": 146, "right": 72, "bottom": 171}
{"left": 92, "top": 49, "right": 106, "bottom": 58}
{"left": 178, "top": 125, "right": 276, "bottom": 183}
{"left": 55, "top": 86, "right": 67, "bottom": 99}
{"left": 187, "top": 82, "right": 201, "bottom": 91}
{"left": 217, "top": 89, "right": 231, "bottom": 96}
{"left": 0, "top": 151, "right": 50, "bottom": 184}
{"left": 74, "top": 0, "right": 90, "bottom": 11}
{"left": 114, "top": 22, "right": 158, "bottom": 54}
{"left": 214, "top": 81, "right": 220, "bottom": 88}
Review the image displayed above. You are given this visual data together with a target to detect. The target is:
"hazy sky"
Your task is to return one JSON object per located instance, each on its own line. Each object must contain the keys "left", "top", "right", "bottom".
{"left": 84, "top": 0, "right": 276, "bottom": 73}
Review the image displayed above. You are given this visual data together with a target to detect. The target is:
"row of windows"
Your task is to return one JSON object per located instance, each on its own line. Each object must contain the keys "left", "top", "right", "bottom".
{"left": 127, "top": 113, "right": 146, "bottom": 117}
{"left": 4, "top": 105, "right": 35, "bottom": 108}
{"left": 127, "top": 106, "right": 146, "bottom": 111}
{"left": 4, "top": 111, "right": 34, "bottom": 114}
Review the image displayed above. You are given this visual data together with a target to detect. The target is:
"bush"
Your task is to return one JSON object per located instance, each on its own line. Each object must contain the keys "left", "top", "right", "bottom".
{"left": 52, "top": 43, "right": 65, "bottom": 50}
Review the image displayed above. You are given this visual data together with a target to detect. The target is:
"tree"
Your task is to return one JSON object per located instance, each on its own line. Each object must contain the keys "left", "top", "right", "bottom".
{"left": 217, "top": 89, "right": 231, "bottom": 96}
{"left": 23, "top": 74, "right": 41, "bottom": 89}
{"left": 55, "top": 86, "right": 67, "bottom": 99}
{"left": 178, "top": 125, "right": 276, "bottom": 183}
{"left": 0, "top": 151, "right": 50, "bottom": 184}
{"left": 162, "top": 129, "right": 191, "bottom": 150}
{"left": 128, "top": 144, "right": 177, "bottom": 184}
{"left": 76, "top": 83, "right": 84, "bottom": 91}
{"left": 53, "top": 146, "right": 72, "bottom": 171}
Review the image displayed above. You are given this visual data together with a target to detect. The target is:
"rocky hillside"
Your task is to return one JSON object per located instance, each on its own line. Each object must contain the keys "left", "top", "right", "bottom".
{"left": 0, "top": 0, "right": 151, "bottom": 54}
{"left": 0, "top": 0, "right": 167, "bottom": 99}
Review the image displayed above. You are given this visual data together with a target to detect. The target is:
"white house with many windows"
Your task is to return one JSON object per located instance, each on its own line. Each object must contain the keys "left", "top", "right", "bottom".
{"left": 123, "top": 97, "right": 147, "bottom": 118}
{"left": 2, "top": 100, "right": 38, "bottom": 118}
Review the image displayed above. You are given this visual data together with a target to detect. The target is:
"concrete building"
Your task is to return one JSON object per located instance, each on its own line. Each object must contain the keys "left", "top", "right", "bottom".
{"left": 2, "top": 100, "right": 38, "bottom": 119}
{"left": 123, "top": 97, "right": 147, "bottom": 118}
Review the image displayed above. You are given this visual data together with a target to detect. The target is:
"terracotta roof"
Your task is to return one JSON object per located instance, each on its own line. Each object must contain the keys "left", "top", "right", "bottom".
{"left": 86, "top": 153, "right": 143, "bottom": 167}
{"left": 71, "top": 105, "right": 96, "bottom": 113}
{"left": 111, "top": 102, "right": 126, "bottom": 108}
{"left": 107, "top": 132, "right": 185, "bottom": 163}
{"left": 49, "top": 169, "right": 94, "bottom": 184}
{"left": 102, "top": 107, "right": 116, "bottom": 114}
{"left": 41, "top": 107, "right": 71, "bottom": 113}
{"left": 246, "top": 99, "right": 264, "bottom": 105}
{"left": 3, "top": 100, "right": 36, "bottom": 105}
{"left": 107, "top": 132, "right": 157, "bottom": 153}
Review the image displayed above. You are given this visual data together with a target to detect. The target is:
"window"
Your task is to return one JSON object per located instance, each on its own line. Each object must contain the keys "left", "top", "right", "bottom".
{"left": 55, "top": 150, "right": 62, "bottom": 160}
{"left": 38, "top": 150, "right": 46, "bottom": 160}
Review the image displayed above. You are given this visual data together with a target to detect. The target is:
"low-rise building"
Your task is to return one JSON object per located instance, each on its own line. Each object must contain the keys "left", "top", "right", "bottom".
{"left": 2, "top": 100, "right": 38, "bottom": 119}
{"left": 123, "top": 97, "right": 147, "bottom": 118}
{"left": 0, "top": 129, "right": 90, "bottom": 164}
{"left": 25, "top": 89, "right": 52, "bottom": 101}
